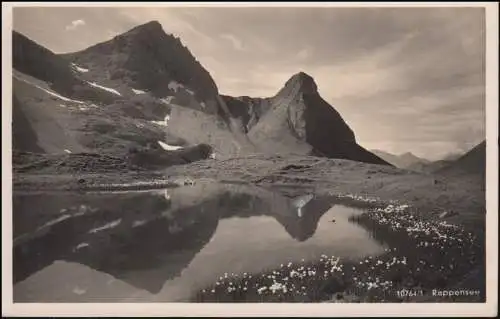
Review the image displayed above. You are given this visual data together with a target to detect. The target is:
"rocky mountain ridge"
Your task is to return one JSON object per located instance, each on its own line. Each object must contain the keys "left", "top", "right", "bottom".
{"left": 12, "top": 20, "right": 391, "bottom": 169}
{"left": 224, "top": 71, "right": 388, "bottom": 165}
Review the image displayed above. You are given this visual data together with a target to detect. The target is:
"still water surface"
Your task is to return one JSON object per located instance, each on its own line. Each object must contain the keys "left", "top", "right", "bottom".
{"left": 13, "top": 182, "right": 386, "bottom": 302}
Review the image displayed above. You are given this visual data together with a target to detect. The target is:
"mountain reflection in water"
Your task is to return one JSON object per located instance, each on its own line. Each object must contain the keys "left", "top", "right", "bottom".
{"left": 13, "top": 182, "right": 386, "bottom": 302}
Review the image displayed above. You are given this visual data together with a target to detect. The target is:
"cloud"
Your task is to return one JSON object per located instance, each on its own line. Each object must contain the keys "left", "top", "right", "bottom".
{"left": 220, "top": 34, "right": 244, "bottom": 51}
{"left": 296, "top": 48, "right": 311, "bottom": 60}
{"left": 65, "top": 19, "right": 86, "bottom": 31}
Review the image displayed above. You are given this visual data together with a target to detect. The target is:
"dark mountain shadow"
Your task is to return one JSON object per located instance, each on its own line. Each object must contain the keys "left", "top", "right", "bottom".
{"left": 13, "top": 192, "right": 221, "bottom": 293}
{"left": 13, "top": 192, "right": 174, "bottom": 284}
{"left": 68, "top": 205, "right": 220, "bottom": 294}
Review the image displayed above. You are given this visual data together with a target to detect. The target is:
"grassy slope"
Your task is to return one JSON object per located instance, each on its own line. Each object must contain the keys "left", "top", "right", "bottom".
{"left": 165, "top": 155, "right": 485, "bottom": 229}
{"left": 438, "top": 141, "right": 486, "bottom": 176}
{"left": 12, "top": 70, "right": 198, "bottom": 154}
{"left": 13, "top": 76, "right": 89, "bottom": 154}
{"left": 12, "top": 94, "right": 45, "bottom": 153}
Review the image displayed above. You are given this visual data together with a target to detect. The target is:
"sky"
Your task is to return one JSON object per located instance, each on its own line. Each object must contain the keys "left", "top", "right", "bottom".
{"left": 12, "top": 5, "right": 486, "bottom": 160}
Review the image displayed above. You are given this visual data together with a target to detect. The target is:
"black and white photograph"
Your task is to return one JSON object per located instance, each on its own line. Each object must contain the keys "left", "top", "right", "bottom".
{"left": 2, "top": 2, "right": 498, "bottom": 317}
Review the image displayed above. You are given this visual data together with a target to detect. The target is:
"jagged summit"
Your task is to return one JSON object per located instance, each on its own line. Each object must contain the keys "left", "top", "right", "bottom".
{"left": 131, "top": 20, "right": 163, "bottom": 32}
{"left": 244, "top": 68, "right": 390, "bottom": 165}
{"left": 280, "top": 71, "right": 318, "bottom": 95}
{"left": 119, "top": 20, "right": 170, "bottom": 41}
{"left": 293, "top": 71, "right": 315, "bottom": 82}
{"left": 63, "top": 20, "right": 220, "bottom": 102}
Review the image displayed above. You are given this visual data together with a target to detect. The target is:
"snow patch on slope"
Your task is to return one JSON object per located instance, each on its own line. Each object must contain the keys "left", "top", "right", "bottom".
{"left": 71, "top": 63, "right": 89, "bottom": 73}
{"left": 158, "top": 141, "right": 183, "bottom": 151}
{"left": 151, "top": 121, "right": 167, "bottom": 127}
{"left": 14, "top": 73, "right": 85, "bottom": 104}
{"left": 87, "top": 81, "right": 121, "bottom": 96}
{"left": 132, "top": 88, "right": 147, "bottom": 95}
{"left": 88, "top": 219, "right": 121, "bottom": 234}
{"left": 42, "top": 214, "right": 72, "bottom": 229}
{"left": 168, "top": 81, "right": 184, "bottom": 93}
{"left": 73, "top": 242, "right": 89, "bottom": 251}
{"left": 132, "top": 220, "right": 147, "bottom": 228}
{"left": 151, "top": 114, "right": 171, "bottom": 127}
{"left": 161, "top": 96, "right": 174, "bottom": 104}
{"left": 167, "top": 81, "right": 195, "bottom": 96}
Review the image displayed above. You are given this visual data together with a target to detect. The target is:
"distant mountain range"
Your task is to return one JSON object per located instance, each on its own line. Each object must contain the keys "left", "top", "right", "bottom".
{"left": 372, "top": 142, "right": 485, "bottom": 177}
{"left": 11, "top": 20, "right": 390, "bottom": 168}
{"left": 370, "top": 150, "right": 431, "bottom": 169}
